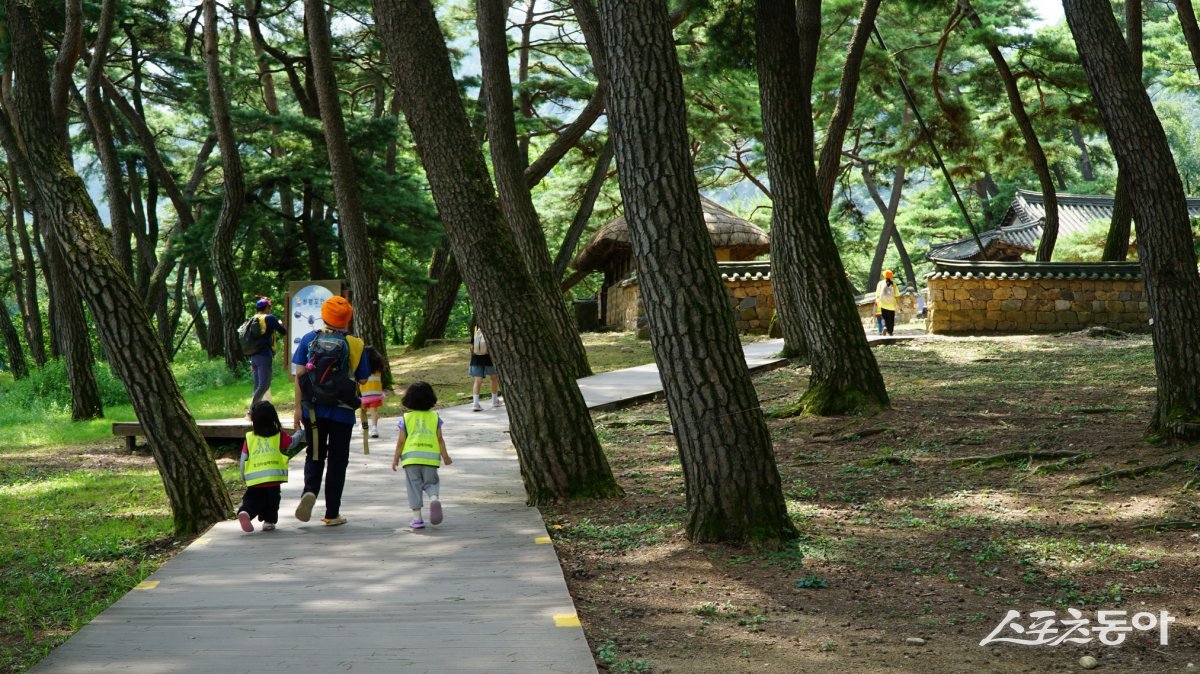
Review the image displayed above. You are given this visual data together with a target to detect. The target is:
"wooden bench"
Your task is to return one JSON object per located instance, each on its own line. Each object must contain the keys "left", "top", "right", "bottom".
{"left": 112, "top": 418, "right": 253, "bottom": 452}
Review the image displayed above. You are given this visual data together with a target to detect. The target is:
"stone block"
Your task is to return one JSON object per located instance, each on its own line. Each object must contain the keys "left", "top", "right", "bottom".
{"left": 1055, "top": 300, "right": 1072, "bottom": 311}
{"left": 980, "top": 319, "right": 997, "bottom": 330}
{"left": 993, "top": 287, "right": 1012, "bottom": 300}
{"left": 955, "top": 289, "right": 971, "bottom": 301}
{"left": 1094, "top": 290, "right": 1108, "bottom": 301}
{"left": 1011, "top": 286, "right": 1027, "bottom": 299}
{"left": 983, "top": 280, "right": 999, "bottom": 289}
{"left": 985, "top": 299, "right": 1001, "bottom": 311}
{"left": 738, "top": 296, "right": 758, "bottom": 310}
{"left": 1107, "top": 300, "right": 1124, "bottom": 312}
{"left": 1001, "top": 299, "right": 1022, "bottom": 312}
{"left": 1037, "top": 311, "right": 1055, "bottom": 324}
{"left": 735, "top": 320, "right": 750, "bottom": 330}
{"left": 1119, "top": 291, "right": 1131, "bottom": 301}
{"left": 970, "top": 287, "right": 992, "bottom": 301}
{"left": 1062, "top": 312, "right": 1080, "bottom": 325}
{"left": 740, "top": 308, "right": 757, "bottom": 321}
{"left": 749, "top": 319, "right": 761, "bottom": 328}
{"left": 1004, "top": 310, "right": 1023, "bottom": 322}
{"left": 1060, "top": 290, "right": 1074, "bottom": 300}
{"left": 1092, "top": 300, "right": 1105, "bottom": 312}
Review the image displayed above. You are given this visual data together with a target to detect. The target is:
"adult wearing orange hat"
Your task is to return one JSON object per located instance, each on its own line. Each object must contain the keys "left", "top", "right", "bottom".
{"left": 290, "top": 296, "right": 371, "bottom": 527}
{"left": 874, "top": 270, "right": 899, "bottom": 336}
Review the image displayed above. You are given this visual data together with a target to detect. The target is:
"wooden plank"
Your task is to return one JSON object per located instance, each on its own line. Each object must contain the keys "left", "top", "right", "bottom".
{"left": 112, "top": 418, "right": 252, "bottom": 440}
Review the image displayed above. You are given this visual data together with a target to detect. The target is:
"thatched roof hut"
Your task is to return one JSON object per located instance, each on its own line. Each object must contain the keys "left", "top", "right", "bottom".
{"left": 571, "top": 197, "right": 770, "bottom": 274}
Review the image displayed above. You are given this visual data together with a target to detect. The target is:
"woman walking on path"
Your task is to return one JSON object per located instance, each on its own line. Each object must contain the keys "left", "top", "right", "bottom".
{"left": 392, "top": 381, "right": 452, "bottom": 530}
{"left": 874, "top": 270, "right": 899, "bottom": 337}
{"left": 246, "top": 296, "right": 288, "bottom": 411}
{"left": 469, "top": 327, "right": 501, "bottom": 412}
{"left": 291, "top": 296, "right": 371, "bottom": 527}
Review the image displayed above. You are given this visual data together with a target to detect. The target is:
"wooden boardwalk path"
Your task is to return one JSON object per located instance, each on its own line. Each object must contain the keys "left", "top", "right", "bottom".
{"left": 34, "top": 340, "right": 792, "bottom": 673}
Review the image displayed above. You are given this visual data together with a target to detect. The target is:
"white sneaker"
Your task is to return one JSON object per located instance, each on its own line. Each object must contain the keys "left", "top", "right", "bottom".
{"left": 370, "top": 427, "right": 379, "bottom": 438}
{"left": 472, "top": 402, "right": 483, "bottom": 412}
{"left": 262, "top": 522, "right": 276, "bottom": 531}
{"left": 491, "top": 397, "right": 501, "bottom": 408}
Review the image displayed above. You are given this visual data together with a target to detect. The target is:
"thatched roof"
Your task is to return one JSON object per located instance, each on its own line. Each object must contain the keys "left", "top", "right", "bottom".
{"left": 571, "top": 197, "right": 770, "bottom": 273}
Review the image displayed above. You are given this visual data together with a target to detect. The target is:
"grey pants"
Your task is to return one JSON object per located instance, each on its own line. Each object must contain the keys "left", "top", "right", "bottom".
{"left": 404, "top": 465, "right": 440, "bottom": 509}
{"left": 249, "top": 351, "right": 274, "bottom": 406}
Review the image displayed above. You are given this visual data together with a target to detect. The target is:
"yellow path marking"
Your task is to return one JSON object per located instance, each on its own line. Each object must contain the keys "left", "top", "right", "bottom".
{"left": 534, "top": 536, "right": 552, "bottom": 544}
{"left": 553, "top": 614, "right": 580, "bottom": 628}
{"left": 134, "top": 581, "right": 159, "bottom": 590}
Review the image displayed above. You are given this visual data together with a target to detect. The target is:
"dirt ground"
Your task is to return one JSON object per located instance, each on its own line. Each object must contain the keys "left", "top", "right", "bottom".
{"left": 542, "top": 333, "right": 1200, "bottom": 673}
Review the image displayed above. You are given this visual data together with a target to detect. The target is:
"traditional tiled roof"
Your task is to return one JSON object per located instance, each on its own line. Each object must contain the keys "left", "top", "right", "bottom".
{"left": 718, "top": 260, "right": 772, "bottom": 281}
{"left": 926, "top": 189, "right": 1200, "bottom": 261}
{"left": 572, "top": 198, "right": 770, "bottom": 273}
{"left": 925, "top": 259, "right": 1143, "bottom": 280}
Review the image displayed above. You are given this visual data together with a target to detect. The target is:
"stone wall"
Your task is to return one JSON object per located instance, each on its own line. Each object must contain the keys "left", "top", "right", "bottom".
{"left": 927, "top": 272, "right": 1149, "bottom": 334}
{"left": 604, "top": 277, "right": 776, "bottom": 335}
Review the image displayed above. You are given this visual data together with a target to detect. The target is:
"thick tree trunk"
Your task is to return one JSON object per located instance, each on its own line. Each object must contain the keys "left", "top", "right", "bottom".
{"left": 43, "top": 224, "right": 104, "bottom": 420}
{"left": 1104, "top": 0, "right": 1141, "bottom": 263}
{"left": 6, "top": 0, "right": 232, "bottom": 531}
{"left": 203, "top": 0, "right": 246, "bottom": 371}
{"left": 756, "top": 0, "right": 889, "bottom": 415}
{"left": 373, "top": 0, "right": 622, "bottom": 504}
{"left": 596, "top": 0, "right": 795, "bottom": 546}
{"left": 1178, "top": 0, "right": 1200, "bottom": 76}
{"left": 959, "top": 0, "right": 1060, "bottom": 261}
{"left": 407, "top": 243, "right": 462, "bottom": 350}
{"left": 0, "top": 291, "right": 28, "bottom": 379}
{"left": 1070, "top": 124, "right": 1096, "bottom": 182}
{"left": 477, "top": 0, "right": 592, "bottom": 378}
{"left": 306, "top": 0, "right": 391, "bottom": 381}
{"left": 816, "top": 0, "right": 881, "bottom": 212}
{"left": 1064, "top": 0, "right": 1200, "bottom": 440}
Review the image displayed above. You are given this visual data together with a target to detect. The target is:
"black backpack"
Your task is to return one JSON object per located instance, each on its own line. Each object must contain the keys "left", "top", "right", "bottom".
{"left": 301, "top": 330, "right": 360, "bottom": 409}
{"left": 239, "top": 316, "right": 270, "bottom": 356}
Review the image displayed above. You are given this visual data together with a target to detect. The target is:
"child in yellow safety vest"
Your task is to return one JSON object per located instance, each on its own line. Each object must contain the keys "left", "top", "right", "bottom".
{"left": 237, "top": 401, "right": 305, "bottom": 533}
{"left": 359, "top": 346, "right": 386, "bottom": 438}
{"left": 391, "top": 381, "right": 453, "bottom": 530}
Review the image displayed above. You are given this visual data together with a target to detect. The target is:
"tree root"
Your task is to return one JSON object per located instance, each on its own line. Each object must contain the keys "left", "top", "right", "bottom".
{"left": 950, "top": 450, "right": 1081, "bottom": 467}
{"left": 1134, "top": 519, "right": 1200, "bottom": 531}
{"left": 1030, "top": 453, "right": 1092, "bottom": 475}
{"left": 1066, "top": 458, "right": 1192, "bottom": 488}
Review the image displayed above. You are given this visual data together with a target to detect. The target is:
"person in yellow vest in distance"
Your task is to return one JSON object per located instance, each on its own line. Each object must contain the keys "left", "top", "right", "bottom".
{"left": 237, "top": 401, "right": 306, "bottom": 533}
{"left": 874, "top": 270, "right": 899, "bottom": 337}
{"left": 391, "top": 381, "right": 452, "bottom": 530}
{"left": 359, "top": 346, "right": 386, "bottom": 438}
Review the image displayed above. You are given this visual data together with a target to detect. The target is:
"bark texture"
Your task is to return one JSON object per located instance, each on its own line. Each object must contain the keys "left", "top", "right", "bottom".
{"left": 6, "top": 0, "right": 231, "bottom": 530}
{"left": 554, "top": 138, "right": 615, "bottom": 281}
{"left": 1064, "top": 0, "right": 1200, "bottom": 440}
{"left": 476, "top": 0, "right": 591, "bottom": 378}
{"left": 0, "top": 290, "right": 28, "bottom": 379}
{"left": 598, "top": 0, "right": 795, "bottom": 546}
{"left": 7, "top": 167, "right": 45, "bottom": 366}
{"left": 305, "top": 0, "right": 390, "bottom": 383}
{"left": 372, "top": 0, "right": 621, "bottom": 503}
{"left": 203, "top": 0, "right": 245, "bottom": 370}
{"left": 816, "top": 0, "right": 881, "bottom": 212}
{"left": 959, "top": 0, "right": 1060, "bottom": 261}
{"left": 407, "top": 243, "right": 462, "bottom": 350}
{"left": 756, "top": 0, "right": 889, "bottom": 414}
{"left": 1179, "top": 0, "right": 1200, "bottom": 76}
{"left": 1070, "top": 124, "right": 1096, "bottom": 181}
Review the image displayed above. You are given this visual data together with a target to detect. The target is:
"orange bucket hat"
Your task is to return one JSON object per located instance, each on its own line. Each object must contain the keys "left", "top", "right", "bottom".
{"left": 321, "top": 296, "right": 354, "bottom": 329}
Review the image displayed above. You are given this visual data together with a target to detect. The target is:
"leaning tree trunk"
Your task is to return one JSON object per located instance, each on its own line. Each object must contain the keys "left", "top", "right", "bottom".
{"left": 862, "top": 164, "right": 909, "bottom": 289}
{"left": 305, "top": 0, "right": 391, "bottom": 383}
{"left": 959, "top": 0, "right": 1060, "bottom": 261}
{"left": 372, "top": 0, "right": 622, "bottom": 504}
{"left": 6, "top": 0, "right": 232, "bottom": 532}
{"left": 1064, "top": 0, "right": 1200, "bottom": 440}
{"left": 407, "top": 243, "right": 462, "bottom": 351}
{"left": 816, "top": 0, "right": 881, "bottom": 213}
{"left": 0, "top": 292, "right": 28, "bottom": 379}
{"left": 1103, "top": 0, "right": 1141, "bottom": 262}
{"left": 477, "top": 0, "right": 591, "bottom": 378}
{"left": 756, "top": 0, "right": 889, "bottom": 415}
{"left": 202, "top": 0, "right": 245, "bottom": 372}
{"left": 1070, "top": 124, "right": 1096, "bottom": 182}
{"left": 9, "top": 152, "right": 45, "bottom": 367}
{"left": 598, "top": 0, "right": 795, "bottom": 546}
{"left": 1178, "top": 0, "right": 1200, "bottom": 76}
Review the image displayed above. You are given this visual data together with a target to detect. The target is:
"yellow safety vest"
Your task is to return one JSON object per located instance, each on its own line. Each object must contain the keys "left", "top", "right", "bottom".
{"left": 401, "top": 411, "right": 441, "bottom": 467}
{"left": 243, "top": 432, "right": 288, "bottom": 487}
{"left": 875, "top": 281, "right": 898, "bottom": 311}
{"left": 360, "top": 374, "right": 383, "bottom": 397}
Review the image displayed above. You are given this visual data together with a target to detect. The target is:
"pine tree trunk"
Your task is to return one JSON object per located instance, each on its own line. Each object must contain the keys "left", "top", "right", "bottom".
{"left": 0, "top": 291, "right": 28, "bottom": 379}
{"left": 198, "top": 265, "right": 223, "bottom": 358}
{"left": 554, "top": 138, "right": 615, "bottom": 281}
{"left": 6, "top": 0, "right": 233, "bottom": 531}
{"left": 816, "top": 0, "right": 881, "bottom": 212}
{"left": 408, "top": 243, "right": 462, "bottom": 350}
{"left": 305, "top": 0, "right": 391, "bottom": 382}
{"left": 185, "top": 266, "right": 211, "bottom": 354}
{"left": 1064, "top": 0, "right": 1200, "bottom": 440}
{"left": 202, "top": 0, "right": 246, "bottom": 372}
{"left": 1103, "top": 0, "right": 1141, "bottom": 263}
{"left": 959, "top": 0, "right": 1060, "bottom": 261}
{"left": 1070, "top": 124, "right": 1096, "bottom": 181}
{"left": 477, "top": 0, "right": 591, "bottom": 378}
{"left": 84, "top": 0, "right": 135, "bottom": 279}
{"left": 7, "top": 135, "right": 46, "bottom": 367}
{"left": 756, "top": 0, "right": 889, "bottom": 414}
{"left": 1178, "top": 0, "right": 1200, "bottom": 76}
{"left": 862, "top": 164, "right": 908, "bottom": 289}
{"left": 595, "top": 0, "right": 794, "bottom": 546}
{"left": 372, "top": 0, "right": 622, "bottom": 504}
{"left": 4, "top": 191, "right": 32, "bottom": 376}
{"left": 42, "top": 219, "right": 104, "bottom": 420}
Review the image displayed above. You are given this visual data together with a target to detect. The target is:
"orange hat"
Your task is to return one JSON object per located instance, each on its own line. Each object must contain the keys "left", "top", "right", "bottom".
{"left": 321, "top": 296, "right": 353, "bottom": 329}
{"left": 884, "top": 270, "right": 894, "bottom": 279}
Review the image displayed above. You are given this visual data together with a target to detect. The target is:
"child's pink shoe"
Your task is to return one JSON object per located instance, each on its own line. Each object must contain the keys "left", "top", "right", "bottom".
{"left": 429, "top": 500, "right": 443, "bottom": 525}
{"left": 237, "top": 511, "right": 254, "bottom": 532}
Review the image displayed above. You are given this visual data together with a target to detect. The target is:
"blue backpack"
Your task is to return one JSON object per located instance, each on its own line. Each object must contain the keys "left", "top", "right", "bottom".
{"left": 302, "top": 330, "right": 360, "bottom": 409}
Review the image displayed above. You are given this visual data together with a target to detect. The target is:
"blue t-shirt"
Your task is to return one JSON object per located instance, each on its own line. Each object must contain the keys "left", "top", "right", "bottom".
{"left": 292, "top": 329, "right": 371, "bottom": 425}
